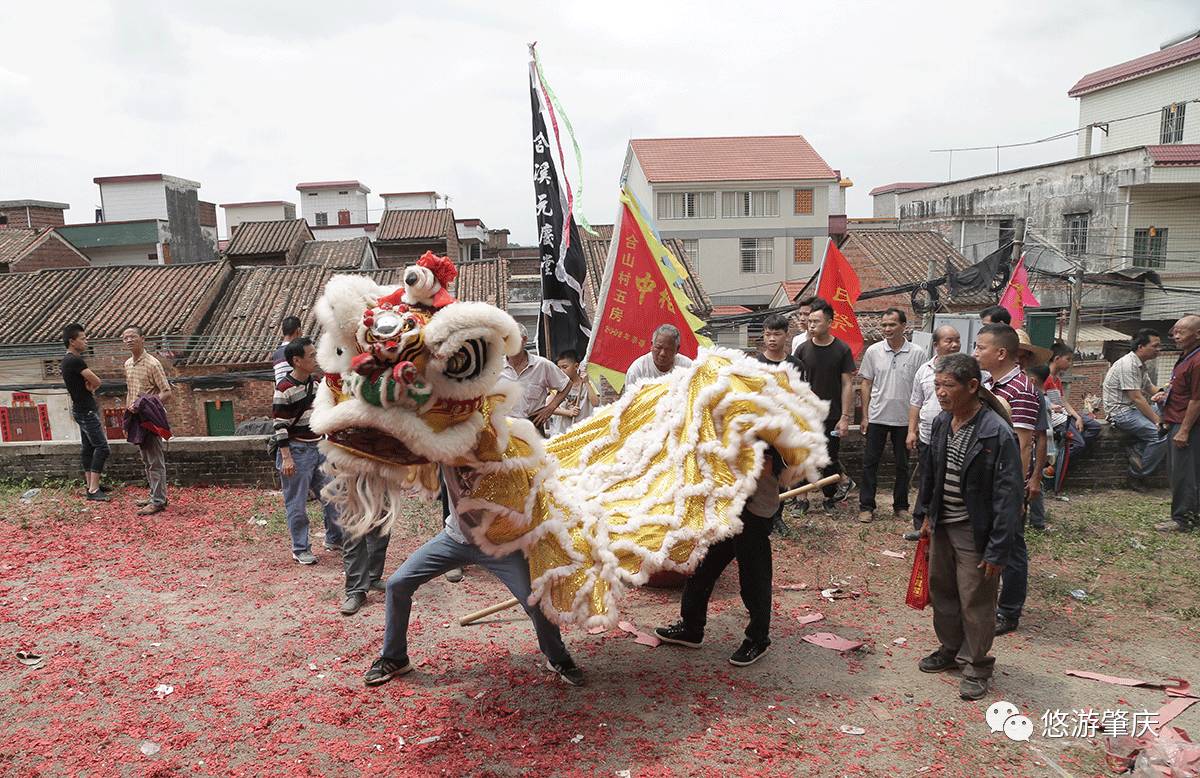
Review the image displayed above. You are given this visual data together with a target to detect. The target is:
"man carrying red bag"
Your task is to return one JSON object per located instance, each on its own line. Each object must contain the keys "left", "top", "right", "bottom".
{"left": 913, "top": 353, "right": 1022, "bottom": 701}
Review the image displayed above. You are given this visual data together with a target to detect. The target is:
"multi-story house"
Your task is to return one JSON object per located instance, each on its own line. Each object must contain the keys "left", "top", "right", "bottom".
{"left": 875, "top": 31, "right": 1200, "bottom": 327}
{"left": 296, "top": 180, "right": 371, "bottom": 228}
{"left": 622, "top": 135, "right": 847, "bottom": 307}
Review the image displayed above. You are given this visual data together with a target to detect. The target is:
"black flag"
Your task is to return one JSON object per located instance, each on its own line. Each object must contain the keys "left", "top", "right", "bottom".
{"left": 947, "top": 244, "right": 1011, "bottom": 298}
{"left": 529, "top": 63, "right": 591, "bottom": 360}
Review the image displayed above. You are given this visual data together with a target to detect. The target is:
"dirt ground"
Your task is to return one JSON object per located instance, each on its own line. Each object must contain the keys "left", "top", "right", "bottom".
{"left": 1, "top": 482, "right": 1198, "bottom": 777}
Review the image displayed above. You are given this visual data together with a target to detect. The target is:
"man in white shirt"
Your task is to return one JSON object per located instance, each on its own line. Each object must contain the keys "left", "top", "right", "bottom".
{"left": 625, "top": 324, "right": 693, "bottom": 389}
{"left": 789, "top": 298, "right": 814, "bottom": 355}
{"left": 858, "top": 308, "right": 925, "bottom": 523}
{"left": 906, "top": 325, "right": 961, "bottom": 539}
{"left": 500, "top": 325, "right": 570, "bottom": 432}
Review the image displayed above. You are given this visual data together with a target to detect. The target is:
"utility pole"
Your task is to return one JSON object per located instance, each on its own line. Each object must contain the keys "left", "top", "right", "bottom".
{"left": 1011, "top": 218, "right": 1026, "bottom": 263}
{"left": 1066, "top": 263, "right": 1084, "bottom": 349}
{"left": 925, "top": 256, "right": 939, "bottom": 333}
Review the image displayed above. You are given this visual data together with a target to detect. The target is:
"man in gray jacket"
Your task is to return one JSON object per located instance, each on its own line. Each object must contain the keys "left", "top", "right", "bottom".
{"left": 914, "top": 353, "right": 1022, "bottom": 701}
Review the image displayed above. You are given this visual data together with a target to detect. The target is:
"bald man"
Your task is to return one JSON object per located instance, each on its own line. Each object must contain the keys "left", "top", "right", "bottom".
{"left": 906, "top": 325, "right": 962, "bottom": 539}
{"left": 1159, "top": 315, "right": 1200, "bottom": 532}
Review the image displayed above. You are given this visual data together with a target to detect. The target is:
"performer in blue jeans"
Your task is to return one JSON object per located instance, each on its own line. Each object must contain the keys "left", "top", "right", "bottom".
{"left": 273, "top": 338, "right": 344, "bottom": 565}
{"left": 364, "top": 465, "right": 584, "bottom": 688}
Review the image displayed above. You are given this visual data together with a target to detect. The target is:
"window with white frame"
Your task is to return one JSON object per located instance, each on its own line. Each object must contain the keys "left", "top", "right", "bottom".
{"left": 1064, "top": 213, "right": 1089, "bottom": 257}
{"left": 681, "top": 239, "right": 698, "bottom": 265}
{"left": 739, "top": 238, "right": 773, "bottom": 273}
{"left": 1133, "top": 227, "right": 1167, "bottom": 268}
{"left": 1161, "top": 103, "right": 1186, "bottom": 144}
{"left": 722, "top": 190, "right": 779, "bottom": 218}
{"left": 657, "top": 191, "right": 715, "bottom": 220}
{"left": 315, "top": 212, "right": 328, "bottom": 226}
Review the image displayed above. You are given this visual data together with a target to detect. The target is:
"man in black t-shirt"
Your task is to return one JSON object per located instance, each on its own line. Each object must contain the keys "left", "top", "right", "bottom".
{"left": 61, "top": 323, "right": 110, "bottom": 501}
{"left": 793, "top": 298, "right": 857, "bottom": 508}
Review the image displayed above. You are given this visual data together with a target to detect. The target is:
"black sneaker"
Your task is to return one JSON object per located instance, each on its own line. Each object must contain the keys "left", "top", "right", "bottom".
{"left": 902, "top": 530, "right": 921, "bottom": 542}
{"left": 832, "top": 477, "right": 855, "bottom": 503}
{"left": 994, "top": 616, "right": 1019, "bottom": 636}
{"left": 918, "top": 649, "right": 957, "bottom": 673}
{"left": 729, "top": 639, "right": 770, "bottom": 666}
{"left": 364, "top": 656, "right": 413, "bottom": 686}
{"left": 654, "top": 621, "right": 703, "bottom": 648}
{"left": 369, "top": 579, "right": 386, "bottom": 592}
{"left": 86, "top": 490, "right": 110, "bottom": 502}
{"left": 960, "top": 676, "right": 989, "bottom": 700}
{"left": 546, "top": 658, "right": 585, "bottom": 686}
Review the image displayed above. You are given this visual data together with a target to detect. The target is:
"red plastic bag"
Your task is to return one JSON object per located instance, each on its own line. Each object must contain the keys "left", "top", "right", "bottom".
{"left": 906, "top": 535, "right": 930, "bottom": 610}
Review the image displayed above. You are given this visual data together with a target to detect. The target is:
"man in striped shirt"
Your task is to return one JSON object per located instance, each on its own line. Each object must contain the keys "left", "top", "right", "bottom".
{"left": 973, "top": 324, "right": 1037, "bottom": 636}
{"left": 274, "top": 337, "right": 346, "bottom": 567}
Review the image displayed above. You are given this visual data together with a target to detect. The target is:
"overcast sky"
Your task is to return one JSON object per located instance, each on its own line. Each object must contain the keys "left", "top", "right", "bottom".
{"left": 3, "top": 1, "right": 1197, "bottom": 244}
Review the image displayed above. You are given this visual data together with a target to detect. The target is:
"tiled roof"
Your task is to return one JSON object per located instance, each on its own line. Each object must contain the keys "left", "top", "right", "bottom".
{"left": 376, "top": 208, "right": 456, "bottom": 242}
{"left": 187, "top": 258, "right": 507, "bottom": 365}
{"left": 1147, "top": 144, "right": 1200, "bottom": 166}
{"left": 225, "top": 219, "right": 313, "bottom": 257}
{"left": 1069, "top": 37, "right": 1200, "bottom": 96}
{"left": 0, "top": 228, "right": 44, "bottom": 263}
{"left": 298, "top": 238, "right": 373, "bottom": 269}
{"left": 780, "top": 280, "right": 808, "bottom": 302}
{"left": 868, "top": 182, "right": 941, "bottom": 196}
{"left": 843, "top": 230, "right": 993, "bottom": 306}
{"left": 0, "top": 261, "right": 230, "bottom": 347}
{"left": 578, "top": 224, "right": 712, "bottom": 317}
{"left": 711, "top": 305, "right": 752, "bottom": 316}
{"left": 452, "top": 258, "right": 509, "bottom": 309}
{"left": 629, "top": 135, "right": 836, "bottom": 183}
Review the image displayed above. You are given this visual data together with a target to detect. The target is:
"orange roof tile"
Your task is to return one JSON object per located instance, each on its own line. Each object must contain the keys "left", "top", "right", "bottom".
{"left": 630, "top": 135, "right": 835, "bottom": 183}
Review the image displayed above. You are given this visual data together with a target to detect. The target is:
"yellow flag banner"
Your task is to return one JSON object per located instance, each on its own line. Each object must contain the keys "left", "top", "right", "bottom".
{"left": 584, "top": 190, "right": 711, "bottom": 393}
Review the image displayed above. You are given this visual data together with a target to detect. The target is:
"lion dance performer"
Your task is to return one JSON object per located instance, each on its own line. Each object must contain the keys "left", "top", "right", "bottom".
{"left": 307, "top": 252, "right": 830, "bottom": 686}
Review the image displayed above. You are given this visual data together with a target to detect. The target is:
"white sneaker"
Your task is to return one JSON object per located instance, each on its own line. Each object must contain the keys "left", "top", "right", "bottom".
{"left": 445, "top": 568, "right": 464, "bottom": 582}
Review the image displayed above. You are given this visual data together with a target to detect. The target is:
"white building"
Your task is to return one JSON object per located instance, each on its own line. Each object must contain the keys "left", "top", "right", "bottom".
{"left": 296, "top": 180, "right": 370, "bottom": 227}
{"left": 221, "top": 201, "right": 297, "bottom": 237}
{"left": 622, "top": 135, "right": 846, "bottom": 307}
{"left": 455, "top": 218, "right": 487, "bottom": 264}
{"left": 872, "top": 31, "right": 1200, "bottom": 324}
{"left": 381, "top": 191, "right": 443, "bottom": 211}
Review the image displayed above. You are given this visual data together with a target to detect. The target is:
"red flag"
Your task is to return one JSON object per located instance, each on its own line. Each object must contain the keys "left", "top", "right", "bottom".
{"left": 999, "top": 253, "right": 1039, "bottom": 329}
{"left": 815, "top": 242, "right": 864, "bottom": 357}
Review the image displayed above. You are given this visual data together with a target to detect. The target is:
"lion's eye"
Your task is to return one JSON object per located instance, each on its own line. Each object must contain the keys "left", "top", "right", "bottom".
{"left": 445, "top": 339, "right": 486, "bottom": 381}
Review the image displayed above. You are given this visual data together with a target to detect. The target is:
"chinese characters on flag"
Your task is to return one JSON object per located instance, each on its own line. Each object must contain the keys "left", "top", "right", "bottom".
{"left": 815, "top": 242, "right": 865, "bottom": 358}
{"left": 585, "top": 194, "right": 706, "bottom": 392}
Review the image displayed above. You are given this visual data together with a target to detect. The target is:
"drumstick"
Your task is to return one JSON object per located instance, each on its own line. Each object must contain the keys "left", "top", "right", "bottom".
{"left": 779, "top": 474, "right": 843, "bottom": 501}
{"left": 459, "top": 597, "right": 520, "bottom": 626}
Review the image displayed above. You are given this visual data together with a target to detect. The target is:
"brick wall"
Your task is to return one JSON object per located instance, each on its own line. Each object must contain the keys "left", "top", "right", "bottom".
{"left": 1061, "top": 360, "right": 1109, "bottom": 416}
{"left": 0, "top": 206, "right": 66, "bottom": 229}
{"left": 375, "top": 241, "right": 450, "bottom": 268}
{"left": 834, "top": 418, "right": 1165, "bottom": 492}
{"left": 0, "top": 436, "right": 278, "bottom": 488}
{"left": 10, "top": 235, "right": 89, "bottom": 272}
{"left": 1, "top": 420, "right": 1162, "bottom": 494}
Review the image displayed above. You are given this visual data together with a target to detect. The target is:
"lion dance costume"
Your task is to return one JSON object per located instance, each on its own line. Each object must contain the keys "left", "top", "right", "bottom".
{"left": 311, "top": 252, "right": 831, "bottom": 628}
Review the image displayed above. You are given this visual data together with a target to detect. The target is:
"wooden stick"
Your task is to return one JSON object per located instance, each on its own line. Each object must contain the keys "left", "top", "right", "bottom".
{"left": 779, "top": 474, "right": 843, "bottom": 501}
{"left": 459, "top": 597, "right": 520, "bottom": 626}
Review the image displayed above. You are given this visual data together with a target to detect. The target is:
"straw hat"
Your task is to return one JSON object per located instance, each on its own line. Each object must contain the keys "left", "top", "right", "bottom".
{"left": 1015, "top": 329, "right": 1052, "bottom": 364}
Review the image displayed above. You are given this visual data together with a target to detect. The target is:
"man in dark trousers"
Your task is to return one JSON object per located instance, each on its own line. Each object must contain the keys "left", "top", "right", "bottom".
{"left": 915, "top": 353, "right": 1021, "bottom": 701}
{"left": 61, "top": 323, "right": 109, "bottom": 501}
{"left": 653, "top": 316, "right": 799, "bottom": 667}
{"left": 793, "top": 298, "right": 856, "bottom": 510}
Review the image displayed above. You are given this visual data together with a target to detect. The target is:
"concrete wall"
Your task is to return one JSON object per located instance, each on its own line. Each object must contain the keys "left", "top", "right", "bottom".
{"left": 0, "top": 435, "right": 278, "bottom": 488}
{"left": 383, "top": 193, "right": 438, "bottom": 210}
{"left": 300, "top": 189, "right": 369, "bottom": 226}
{"left": 1076, "top": 60, "right": 1200, "bottom": 156}
{"left": 310, "top": 225, "right": 374, "bottom": 241}
{"left": 164, "top": 183, "right": 218, "bottom": 264}
{"left": 225, "top": 204, "right": 295, "bottom": 234}
{"left": 84, "top": 244, "right": 161, "bottom": 265}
